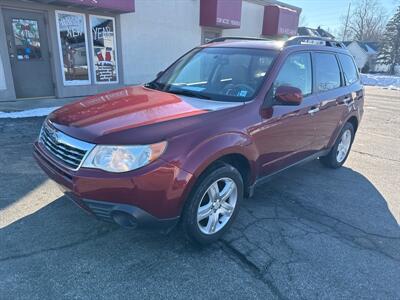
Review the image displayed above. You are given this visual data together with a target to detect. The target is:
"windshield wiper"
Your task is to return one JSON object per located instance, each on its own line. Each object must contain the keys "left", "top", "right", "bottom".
{"left": 145, "top": 81, "right": 163, "bottom": 90}
{"left": 168, "top": 89, "right": 211, "bottom": 100}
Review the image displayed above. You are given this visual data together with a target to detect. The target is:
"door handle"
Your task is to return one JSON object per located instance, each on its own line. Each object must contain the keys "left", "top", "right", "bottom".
{"left": 308, "top": 107, "right": 320, "bottom": 115}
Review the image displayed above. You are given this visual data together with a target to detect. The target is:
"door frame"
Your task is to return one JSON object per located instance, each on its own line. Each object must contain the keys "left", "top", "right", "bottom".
{"left": 2, "top": 6, "right": 56, "bottom": 99}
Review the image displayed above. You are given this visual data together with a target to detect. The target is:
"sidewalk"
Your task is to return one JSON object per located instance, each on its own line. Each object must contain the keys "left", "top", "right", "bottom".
{"left": 0, "top": 96, "right": 81, "bottom": 112}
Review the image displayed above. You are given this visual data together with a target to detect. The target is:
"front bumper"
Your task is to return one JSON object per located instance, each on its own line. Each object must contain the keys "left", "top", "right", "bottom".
{"left": 66, "top": 195, "right": 179, "bottom": 229}
{"left": 33, "top": 141, "right": 192, "bottom": 228}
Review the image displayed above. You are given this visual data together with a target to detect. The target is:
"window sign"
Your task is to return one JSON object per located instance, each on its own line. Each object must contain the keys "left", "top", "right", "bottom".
{"left": 12, "top": 19, "right": 41, "bottom": 60}
{"left": 55, "top": 11, "right": 90, "bottom": 85}
{"left": 90, "top": 15, "right": 118, "bottom": 84}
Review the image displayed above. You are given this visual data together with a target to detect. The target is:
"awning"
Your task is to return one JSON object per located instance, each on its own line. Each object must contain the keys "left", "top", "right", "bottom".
{"left": 200, "top": 0, "right": 242, "bottom": 29}
{"left": 262, "top": 5, "right": 299, "bottom": 36}
{"left": 32, "top": 0, "right": 135, "bottom": 13}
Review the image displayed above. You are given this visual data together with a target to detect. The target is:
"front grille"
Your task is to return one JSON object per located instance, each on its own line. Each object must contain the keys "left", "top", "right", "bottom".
{"left": 40, "top": 122, "right": 94, "bottom": 170}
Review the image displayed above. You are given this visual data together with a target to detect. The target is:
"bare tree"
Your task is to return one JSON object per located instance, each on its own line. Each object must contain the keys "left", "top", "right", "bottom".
{"left": 340, "top": 0, "right": 387, "bottom": 41}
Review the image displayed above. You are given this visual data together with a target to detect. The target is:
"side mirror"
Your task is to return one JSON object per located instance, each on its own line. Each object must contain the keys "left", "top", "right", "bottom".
{"left": 156, "top": 70, "right": 164, "bottom": 78}
{"left": 275, "top": 86, "right": 303, "bottom": 106}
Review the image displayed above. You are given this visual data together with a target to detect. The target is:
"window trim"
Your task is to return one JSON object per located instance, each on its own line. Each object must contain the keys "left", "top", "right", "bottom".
{"left": 89, "top": 14, "right": 119, "bottom": 85}
{"left": 337, "top": 53, "right": 360, "bottom": 87}
{"left": 55, "top": 10, "right": 91, "bottom": 86}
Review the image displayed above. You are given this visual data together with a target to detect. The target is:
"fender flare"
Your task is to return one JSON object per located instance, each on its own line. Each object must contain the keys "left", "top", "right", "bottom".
{"left": 177, "top": 132, "right": 259, "bottom": 210}
{"left": 327, "top": 113, "right": 360, "bottom": 149}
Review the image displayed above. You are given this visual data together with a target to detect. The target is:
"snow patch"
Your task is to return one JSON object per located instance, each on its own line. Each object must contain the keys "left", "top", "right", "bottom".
{"left": 0, "top": 106, "right": 60, "bottom": 119}
{"left": 361, "top": 74, "right": 400, "bottom": 91}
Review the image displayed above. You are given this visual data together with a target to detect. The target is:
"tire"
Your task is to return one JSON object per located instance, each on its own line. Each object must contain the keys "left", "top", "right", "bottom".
{"left": 320, "top": 122, "right": 355, "bottom": 169}
{"left": 181, "top": 163, "right": 243, "bottom": 245}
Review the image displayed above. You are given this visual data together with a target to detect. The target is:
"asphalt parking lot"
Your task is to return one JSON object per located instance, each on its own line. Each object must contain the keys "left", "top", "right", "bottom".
{"left": 0, "top": 86, "right": 399, "bottom": 299}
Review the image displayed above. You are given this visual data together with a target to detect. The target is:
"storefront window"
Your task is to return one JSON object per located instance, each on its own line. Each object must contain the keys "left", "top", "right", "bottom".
{"left": 55, "top": 11, "right": 90, "bottom": 85}
{"left": 12, "top": 19, "right": 42, "bottom": 60}
{"left": 90, "top": 15, "right": 118, "bottom": 84}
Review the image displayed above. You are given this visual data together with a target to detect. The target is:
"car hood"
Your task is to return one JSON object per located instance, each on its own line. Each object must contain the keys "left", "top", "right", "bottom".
{"left": 48, "top": 86, "right": 242, "bottom": 144}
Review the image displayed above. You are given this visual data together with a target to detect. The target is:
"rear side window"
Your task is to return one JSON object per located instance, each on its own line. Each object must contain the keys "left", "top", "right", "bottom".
{"left": 314, "top": 53, "right": 341, "bottom": 92}
{"left": 338, "top": 54, "right": 359, "bottom": 85}
{"left": 274, "top": 52, "right": 312, "bottom": 96}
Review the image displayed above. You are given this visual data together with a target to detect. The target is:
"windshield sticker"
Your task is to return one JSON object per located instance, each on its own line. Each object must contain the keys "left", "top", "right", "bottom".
{"left": 237, "top": 90, "right": 248, "bottom": 97}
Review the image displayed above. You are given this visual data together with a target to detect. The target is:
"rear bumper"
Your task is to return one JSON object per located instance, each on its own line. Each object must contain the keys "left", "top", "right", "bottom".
{"left": 33, "top": 141, "right": 192, "bottom": 228}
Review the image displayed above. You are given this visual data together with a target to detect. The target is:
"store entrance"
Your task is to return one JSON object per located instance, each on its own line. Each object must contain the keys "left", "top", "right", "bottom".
{"left": 3, "top": 9, "right": 54, "bottom": 98}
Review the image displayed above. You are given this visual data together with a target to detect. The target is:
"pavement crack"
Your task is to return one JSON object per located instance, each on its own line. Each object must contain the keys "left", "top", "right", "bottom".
{"left": 272, "top": 190, "right": 400, "bottom": 262}
{"left": 219, "top": 239, "right": 288, "bottom": 300}
{"left": 353, "top": 150, "right": 400, "bottom": 163}
{"left": 0, "top": 227, "right": 118, "bottom": 263}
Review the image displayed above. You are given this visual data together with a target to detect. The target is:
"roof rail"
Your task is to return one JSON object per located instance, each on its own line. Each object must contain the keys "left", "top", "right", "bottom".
{"left": 206, "top": 35, "right": 346, "bottom": 49}
{"left": 284, "top": 36, "right": 345, "bottom": 48}
{"left": 207, "top": 36, "right": 268, "bottom": 44}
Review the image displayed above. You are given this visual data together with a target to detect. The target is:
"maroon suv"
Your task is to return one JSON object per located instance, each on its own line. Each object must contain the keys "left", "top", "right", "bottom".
{"left": 34, "top": 36, "right": 364, "bottom": 244}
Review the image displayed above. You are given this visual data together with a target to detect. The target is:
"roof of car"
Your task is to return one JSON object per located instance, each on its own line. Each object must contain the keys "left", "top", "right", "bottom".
{"left": 202, "top": 40, "right": 284, "bottom": 51}
{"left": 201, "top": 36, "right": 349, "bottom": 54}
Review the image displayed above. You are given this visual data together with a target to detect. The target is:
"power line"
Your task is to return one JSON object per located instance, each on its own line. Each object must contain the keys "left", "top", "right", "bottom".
{"left": 342, "top": 2, "right": 351, "bottom": 40}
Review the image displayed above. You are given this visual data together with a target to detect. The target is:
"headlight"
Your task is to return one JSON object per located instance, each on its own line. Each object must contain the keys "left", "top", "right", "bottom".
{"left": 82, "top": 142, "right": 167, "bottom": 173}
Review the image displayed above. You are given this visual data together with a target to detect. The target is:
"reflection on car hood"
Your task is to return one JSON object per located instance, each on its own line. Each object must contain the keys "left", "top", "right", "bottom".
{"left": 48, "top": 86, "right": 242, "bottom": 142}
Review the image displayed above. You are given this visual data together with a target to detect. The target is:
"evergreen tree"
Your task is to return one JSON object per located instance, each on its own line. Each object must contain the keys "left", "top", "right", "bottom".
{"left": 378, "top": 6, "right": 400, "bottom": 74}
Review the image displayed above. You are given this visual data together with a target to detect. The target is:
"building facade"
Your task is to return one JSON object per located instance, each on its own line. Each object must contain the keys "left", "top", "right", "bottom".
{"left": 0, "top": 0, "right": 300, "bottom": 102}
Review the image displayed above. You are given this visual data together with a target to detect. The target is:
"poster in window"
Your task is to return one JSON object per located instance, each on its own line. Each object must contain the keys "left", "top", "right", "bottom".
{"left": 90, "top": 15, "right": 118, "bottom": 83}
{"left": 56, "top": 11, "right": 90, "bottom": 85}
{"left": 12, "top": 19, "right": 42, "bottom": 60}
{"left": 90, "top": 15, "right": 118, "bottom": 84}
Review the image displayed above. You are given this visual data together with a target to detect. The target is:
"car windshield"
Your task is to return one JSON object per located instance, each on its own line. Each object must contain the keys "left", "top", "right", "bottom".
{"left": 146, "top": 47, "right": 278, "bottom": 102}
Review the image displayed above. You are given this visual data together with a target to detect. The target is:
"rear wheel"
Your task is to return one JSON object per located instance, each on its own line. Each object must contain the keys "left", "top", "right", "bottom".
{"left": 181, "top": 163, "right": 243, "bottom": 245}
{"left": 320, "top": 122, "right": 355, "bottom": 169}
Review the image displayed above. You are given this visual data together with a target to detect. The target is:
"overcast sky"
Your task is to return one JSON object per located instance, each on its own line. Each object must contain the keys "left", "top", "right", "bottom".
{"left": 284, "top": 0, "right": 398, "bottom": 33}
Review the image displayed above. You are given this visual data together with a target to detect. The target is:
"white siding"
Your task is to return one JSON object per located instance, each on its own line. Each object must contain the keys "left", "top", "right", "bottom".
{"left": 0, "top": 56, "right": 5, "bottom": 90}
{"left": 120, "top": 0, "right": 202, "bottom": 85}
{"left": 346, "top": 42, "right": 368, "bottom": 69}
{"left": 119, "top": 0, "right": 296, "bottom": 85}
{"left": 223, "top": 1, "right": 265, "bottom": 37}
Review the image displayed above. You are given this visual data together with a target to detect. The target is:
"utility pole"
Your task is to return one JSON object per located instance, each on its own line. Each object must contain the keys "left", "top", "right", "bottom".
{"left": 342, "top": 2, "right": 351, "bottom": 41}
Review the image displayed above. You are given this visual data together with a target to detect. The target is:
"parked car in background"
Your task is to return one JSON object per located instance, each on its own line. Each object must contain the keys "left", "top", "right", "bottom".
{"left": 34, "top": 36, "right": 364, "bottom": 244}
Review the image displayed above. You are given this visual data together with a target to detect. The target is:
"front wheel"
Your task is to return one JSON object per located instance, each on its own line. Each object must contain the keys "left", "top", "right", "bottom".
{"left": 320, "top": 122, "right": 355, "bottom": 169}
{"left": 181, "top": 163, "right": 243, "bottom": 245}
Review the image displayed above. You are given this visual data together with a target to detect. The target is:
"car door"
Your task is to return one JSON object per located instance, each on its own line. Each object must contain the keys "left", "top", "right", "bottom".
{"left": 337, "top": 53, "right": 364, "bottom": 120}
{"left": 253, "top": 52, "right": 320, "bottom": 176}
{"left": 311, "top": 52, "right": 350, "bottom": 150}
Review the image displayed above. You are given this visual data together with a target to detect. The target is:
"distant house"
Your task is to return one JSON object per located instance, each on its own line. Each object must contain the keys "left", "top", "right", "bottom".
{"left": 298, "top": 26, "right": 335, "bottom": 39}
{"left": 343, "top": 41, "right": 382, "bottom": 73}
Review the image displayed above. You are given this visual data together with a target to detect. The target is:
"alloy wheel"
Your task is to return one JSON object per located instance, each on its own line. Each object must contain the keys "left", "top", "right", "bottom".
{"left": 336, "top": 129, "right": 352, "bottom": 163}
{"left": 197, "top": 177, "right": 238, "bottom": 235}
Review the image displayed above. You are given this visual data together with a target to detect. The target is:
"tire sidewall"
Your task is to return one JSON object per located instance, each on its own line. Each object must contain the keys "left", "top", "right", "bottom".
{"left": 182, "top": 164, "right": 243, "bottom": 245}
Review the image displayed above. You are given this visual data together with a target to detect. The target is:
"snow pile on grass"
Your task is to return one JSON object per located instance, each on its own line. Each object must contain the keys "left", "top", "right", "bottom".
{"left": 361, "top": 73, "right": 400, "bottom": 90}
{"left": 0, "top": 106, "right": 60, "bottom": 119}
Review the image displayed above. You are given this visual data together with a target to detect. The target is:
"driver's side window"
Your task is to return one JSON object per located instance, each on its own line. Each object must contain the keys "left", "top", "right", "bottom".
{"left": 274, "top": 52, "right": 312, "bottom": 96}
